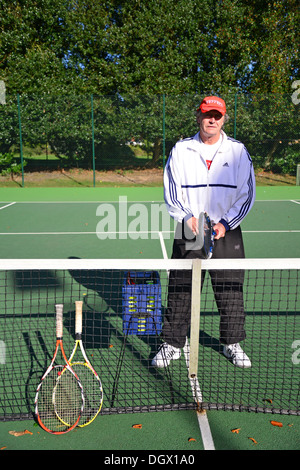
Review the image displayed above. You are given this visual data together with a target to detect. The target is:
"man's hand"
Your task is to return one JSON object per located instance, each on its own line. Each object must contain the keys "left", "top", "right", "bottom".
{"left": 186, "top": 216, "right": 199, "bottom": 235}
{"left": 186, "top": 217, "right": 226, "bottom": 240}
{"left": 213, "top": 222, "right": 226, "bottom": 240}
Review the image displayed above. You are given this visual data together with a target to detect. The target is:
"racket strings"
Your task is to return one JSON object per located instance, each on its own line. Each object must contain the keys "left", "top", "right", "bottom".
{"left": 37, "top": 366, "right": 83, "bottom": 432}
{"left": 71, "top": 362, "right": 103, "bottom": 425}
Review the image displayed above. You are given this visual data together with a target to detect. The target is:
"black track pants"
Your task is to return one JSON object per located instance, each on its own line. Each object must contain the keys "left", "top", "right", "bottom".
{"left": 161, "top": 225, "right": 246, "bottom": 348}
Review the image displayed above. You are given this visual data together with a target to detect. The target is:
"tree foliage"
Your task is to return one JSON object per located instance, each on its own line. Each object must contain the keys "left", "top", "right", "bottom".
{"left": 1, "top": 0, "right": 298, "bottom": 95}
{"left": 0, "top": 0, "right": 299, "bottom": 173}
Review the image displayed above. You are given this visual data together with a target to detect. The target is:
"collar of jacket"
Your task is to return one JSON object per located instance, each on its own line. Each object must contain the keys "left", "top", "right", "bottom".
{"left": 186, "top": 131, "right": 231, "bottom": 153}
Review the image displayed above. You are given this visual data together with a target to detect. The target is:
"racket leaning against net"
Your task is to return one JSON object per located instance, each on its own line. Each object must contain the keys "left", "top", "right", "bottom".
{"left": 34, "top": 304, "right": 85, "bottom": 435}
{"left": 59, "top": 300, "right": 103, "bottom": 427}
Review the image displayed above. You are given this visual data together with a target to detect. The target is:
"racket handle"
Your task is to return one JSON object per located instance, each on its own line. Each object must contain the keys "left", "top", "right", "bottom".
{"left": 75, "top": 301, "right": 83, "bottom": 335}
{"left": 55, "top": 304, "right": 64, "bottom": 339}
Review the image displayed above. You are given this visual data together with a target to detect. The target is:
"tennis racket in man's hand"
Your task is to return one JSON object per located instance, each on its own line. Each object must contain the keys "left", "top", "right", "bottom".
{"left": 34, "top": 304, "right": 85, "bottom": 435}
{"left": 184, "top": 212, "right": 217, "bottom": 257}
{"left": 65, "top": 300, "right": 103, "bottom": 427}
{"left": 198, "top": 211, "right": 217, "bottom": 259}
{"left": 187, "top": 211, "right": 217, "bottom": 258}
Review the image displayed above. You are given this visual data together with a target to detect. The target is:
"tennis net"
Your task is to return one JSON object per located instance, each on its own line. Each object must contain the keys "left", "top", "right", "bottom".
{"left": 0, "top": 257, "right": 299, "bottom": 422}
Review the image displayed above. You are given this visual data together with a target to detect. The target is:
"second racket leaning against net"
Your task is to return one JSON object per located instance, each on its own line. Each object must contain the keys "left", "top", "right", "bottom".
{"left": 66, "top": 300, "right": 103, "bottom": 427}
{"left": 34, "top": 304, "right": 85, "bottom": 435}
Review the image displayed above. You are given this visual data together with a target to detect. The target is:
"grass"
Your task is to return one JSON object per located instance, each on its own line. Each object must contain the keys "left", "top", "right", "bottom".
{"left": 1, "top": 147, "right": 298, "bottom": 188}
{"left": 0, "top": 167, "right": 297, "bottom": 188}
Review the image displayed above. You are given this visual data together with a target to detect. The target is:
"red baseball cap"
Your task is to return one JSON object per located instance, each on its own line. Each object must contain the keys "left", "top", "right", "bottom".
{"left": 198, "top": 96, "right": 226, "bottom": 115}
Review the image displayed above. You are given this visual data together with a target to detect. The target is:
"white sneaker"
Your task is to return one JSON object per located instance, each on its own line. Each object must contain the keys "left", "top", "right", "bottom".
{"left": 151, "top": 342, "right": 181, "bottom": 368}
{"left": 223, "top": 343, "right": 251, "bottom": 368}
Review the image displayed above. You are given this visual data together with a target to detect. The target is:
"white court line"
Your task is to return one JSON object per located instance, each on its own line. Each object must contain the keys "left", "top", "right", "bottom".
{"left": 0, "top": 340, "right": 6, "bottom": 365}
{"left": 0, "top": 230, "right": 173, "bottom": 236}
{"left": 254, "top": 199, "right": 300, "bottom": 202}
{"left": 196, "top": 410, "right": 215, "bottom": 450}
{"left": 0, "top": 198, "right": 298, "bottom": 203}
{"left": 243, "top": 230, "right": 300, "bottom": 233}
{"left": 183, "top": 340, "right": 215, "bottom": 450}
{"left": 0, "top": 232, "right": 103, "bottom": 235}
{"left": 291, "top": 200, "right": 300, "bottom": 205}
{"left": 0, "top": 200, "right": 163, "bottom": 204}
{"left": 1, "top": 230, "right": 299, "bottom": 236}
{"left": 0, "top": 202, "right": 16, "bottom": 210}
{"left": 159, "top": 231, "right": 169, "bottom": 260}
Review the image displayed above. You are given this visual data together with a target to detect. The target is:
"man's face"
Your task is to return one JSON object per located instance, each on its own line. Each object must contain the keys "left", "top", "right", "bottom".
{"left": 198, "top": 110, "right": 224, "bottom": 141}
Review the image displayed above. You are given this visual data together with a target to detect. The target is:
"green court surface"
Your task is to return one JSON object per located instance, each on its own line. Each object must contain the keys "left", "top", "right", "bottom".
{"left": 0, "top": 185, "right": 299, "bottom": 452}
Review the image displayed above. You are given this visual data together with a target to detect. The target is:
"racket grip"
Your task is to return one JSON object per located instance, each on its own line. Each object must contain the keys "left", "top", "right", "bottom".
{"left": 75, "top": 301, "right": 83, "bottom": 335}
{"left": 55, "top": 304, "right": 64, "bottom": 338}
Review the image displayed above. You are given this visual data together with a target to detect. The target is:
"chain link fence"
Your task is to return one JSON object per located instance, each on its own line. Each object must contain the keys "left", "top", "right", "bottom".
{"left": 0, "top": 93, "right": 299, "bottom": 186}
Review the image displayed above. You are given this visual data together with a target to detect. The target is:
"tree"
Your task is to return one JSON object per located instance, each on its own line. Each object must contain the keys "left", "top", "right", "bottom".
{"left": 1, "top": 0, "right": 298, "bottom": 96}
{"left": 0, "top": 0, "right": 298, "bottom": 172}
{"left": 242, "top": 0, "right": 299, "bottom": 94}
{"left": 0, "top": 0, "right": 85, "bottom": 93}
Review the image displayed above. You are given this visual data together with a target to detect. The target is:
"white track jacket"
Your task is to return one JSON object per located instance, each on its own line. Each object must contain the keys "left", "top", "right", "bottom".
{"left": 164, "top": 131, "right": 256, "bottom": 231}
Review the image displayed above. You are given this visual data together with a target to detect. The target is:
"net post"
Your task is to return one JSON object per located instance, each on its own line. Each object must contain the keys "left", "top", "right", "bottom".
{"left": 91, "top": 94, "right": 96, "bottom": 188}
{"left": 17, "top": 94, "right": 25, "bottom": 188}
{"left": 189, "top": 258, "right": 202, "bottom": 379}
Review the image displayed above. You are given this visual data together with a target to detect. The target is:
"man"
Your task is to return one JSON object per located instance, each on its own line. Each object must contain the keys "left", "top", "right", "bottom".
{"left": 152, "top": 96, "right": 256, "bottom": 369}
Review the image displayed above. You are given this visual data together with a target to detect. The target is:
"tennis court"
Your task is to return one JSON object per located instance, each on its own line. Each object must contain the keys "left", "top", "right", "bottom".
{"left": 0, "top": 185, "right": 299, "bottom": 452}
